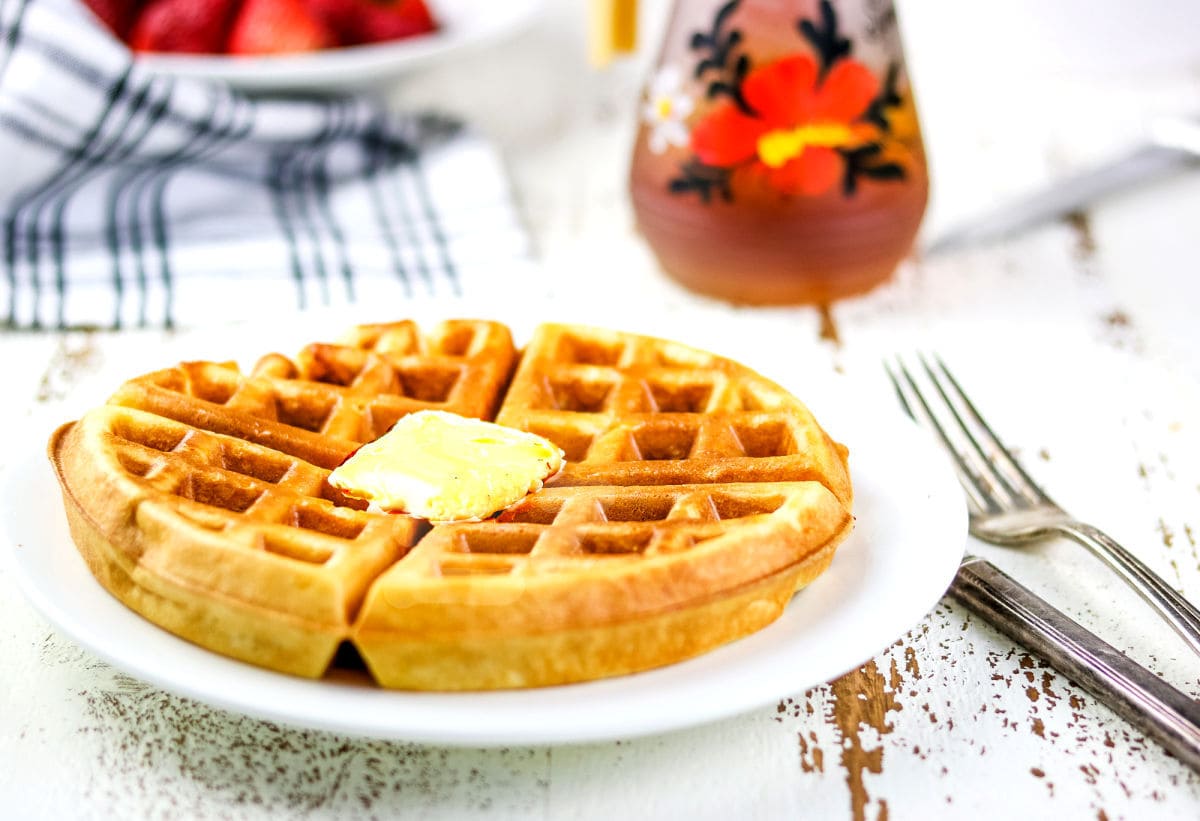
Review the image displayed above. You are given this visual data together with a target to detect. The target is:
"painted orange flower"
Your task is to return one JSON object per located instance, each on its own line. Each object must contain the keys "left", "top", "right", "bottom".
{"left": 690, "top": 54, "right": 880, "bottom": 196}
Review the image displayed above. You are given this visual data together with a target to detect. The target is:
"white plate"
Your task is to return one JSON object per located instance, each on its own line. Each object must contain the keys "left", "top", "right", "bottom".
{"left": 3, "top": 339, "right": 966, "bottom": 746}
{"left": 134, "top": 0, "right": 543, "bottom": 92}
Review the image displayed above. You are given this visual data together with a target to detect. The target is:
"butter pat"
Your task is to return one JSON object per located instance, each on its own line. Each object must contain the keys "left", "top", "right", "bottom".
{"left": 329, "top": 411, "right": 565, "bottom": 523}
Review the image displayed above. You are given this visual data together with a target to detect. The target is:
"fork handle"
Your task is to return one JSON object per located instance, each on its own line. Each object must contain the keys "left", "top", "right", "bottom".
{"left": 1057, "top": 522, "right": 1200, "bottom": 658}
{"left": 951, "top": 556, "right": 1200, "bottom": 773}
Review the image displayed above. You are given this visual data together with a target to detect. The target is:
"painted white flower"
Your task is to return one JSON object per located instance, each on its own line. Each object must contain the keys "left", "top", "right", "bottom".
{"left": 642, "top": 65, "right": 694, "bottom": 154}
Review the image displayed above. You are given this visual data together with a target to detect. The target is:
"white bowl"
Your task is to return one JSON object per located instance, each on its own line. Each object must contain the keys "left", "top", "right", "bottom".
{"left": 133, "top": 0, "right": 543, "bottom": 92}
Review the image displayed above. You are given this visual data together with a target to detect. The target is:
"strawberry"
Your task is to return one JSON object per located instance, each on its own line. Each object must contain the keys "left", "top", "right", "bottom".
{"left": 81, "top": 0, "right": 145, "bottom": 38}
{"left": 305, "top": 0, "right": 437, "bottom": 46}
{"left": 228, "top": 0, "right": 335, "bottom": 55}
{"left": 300, "top": 0, "right": 357, "bottom": 43}
{"left": 358, "top": 0, "right": 436, "bottom": 43}
{"left": 130, "top": 0, "right": 239, "bottom": 54}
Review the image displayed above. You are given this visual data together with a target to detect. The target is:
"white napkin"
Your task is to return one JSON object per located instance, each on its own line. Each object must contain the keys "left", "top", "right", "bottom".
{"left": 0, "top": 0, "right": 532, "bottom": 330}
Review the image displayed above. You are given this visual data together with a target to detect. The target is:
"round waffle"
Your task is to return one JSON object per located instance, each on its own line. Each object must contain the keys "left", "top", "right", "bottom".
{"left": 49, "top": 320, "right": 853, "bottom": 689}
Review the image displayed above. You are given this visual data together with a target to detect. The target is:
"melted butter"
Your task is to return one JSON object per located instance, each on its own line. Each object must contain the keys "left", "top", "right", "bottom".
{"left": 328, "top": 410, "right": 565, "bottom": 523}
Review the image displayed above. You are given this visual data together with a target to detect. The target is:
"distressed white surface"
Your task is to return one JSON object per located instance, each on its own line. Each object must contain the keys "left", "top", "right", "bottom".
{"left": 3, "top": 1, "right": 1200, "bottom": 817}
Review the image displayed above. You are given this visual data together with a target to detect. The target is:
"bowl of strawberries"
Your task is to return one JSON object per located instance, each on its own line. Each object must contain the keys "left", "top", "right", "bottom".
{"left": 82, "top": 0, "right": 541, "bottom": 91}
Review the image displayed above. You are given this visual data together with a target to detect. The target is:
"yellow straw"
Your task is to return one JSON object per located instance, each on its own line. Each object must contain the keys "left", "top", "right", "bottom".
{"left": 588, "top": 0, "right": 638, "bottom": 67}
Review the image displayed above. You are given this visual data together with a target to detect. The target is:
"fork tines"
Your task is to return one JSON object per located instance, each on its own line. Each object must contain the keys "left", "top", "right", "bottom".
{"left": 885, "top": 355, "right": 1053, "bottom": 516}
{"left": 888, "top": 355, "right": 1200, "bottom": 659}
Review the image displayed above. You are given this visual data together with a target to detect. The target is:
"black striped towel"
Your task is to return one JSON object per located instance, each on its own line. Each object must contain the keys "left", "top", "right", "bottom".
{"left": 0, "top": 0, "right": 532, "bottom": 330}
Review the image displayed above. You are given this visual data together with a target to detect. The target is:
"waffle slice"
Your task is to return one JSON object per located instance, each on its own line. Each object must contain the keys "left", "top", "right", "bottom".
{"left": 49, "top": 319, "right": 854, "bottom": 689}
{"left": 497, "top": 323, "right": 852, "bottom": 505}
{"left": 354, "top": 481, "right": 849, "bottom": 689}
{"left": 52, "top": 405, "right": 413, "bottom": 677}
{"left": 107, "top": 319, "right": 517, "bottom": 468}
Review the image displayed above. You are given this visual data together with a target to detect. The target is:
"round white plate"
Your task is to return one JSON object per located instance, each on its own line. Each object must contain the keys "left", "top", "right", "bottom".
{"left": 3, "top": 352, "right": 966, "bottom": 746}
{"left": 134, "top": 0, "right": 543, "bottom": 92}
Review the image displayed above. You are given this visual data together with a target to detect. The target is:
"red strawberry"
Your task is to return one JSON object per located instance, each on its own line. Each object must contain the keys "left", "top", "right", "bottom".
{"left": 300, "top": 0, "right": 357, "bottom": 43}
{"left": 81, "top": 0, "right": 145, "bottom": 39}
{"left": 305, "top": 0, "right": 437, "bottom": 46}
{"left": 228, "top": 0, "right": 336, "bottom": 55}
{"left": 359, "top": 0, "right": 436, "bottom": 42}
{"left": 130, "top": 0, "right": 239, "bottom": 54}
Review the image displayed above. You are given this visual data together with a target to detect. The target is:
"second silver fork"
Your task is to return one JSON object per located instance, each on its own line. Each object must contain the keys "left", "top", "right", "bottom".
{"left": 888, "top": 354, "right": 1200, "bottom": 659}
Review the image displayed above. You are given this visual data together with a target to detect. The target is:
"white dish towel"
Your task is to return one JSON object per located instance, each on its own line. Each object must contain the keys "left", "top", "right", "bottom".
{"left": 0, "top": 0, "right": 533, "bottom": 330}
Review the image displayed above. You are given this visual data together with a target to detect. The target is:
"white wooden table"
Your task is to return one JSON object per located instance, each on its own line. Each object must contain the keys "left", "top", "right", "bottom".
{"left": 3, "top": 2, "right": 1200, "bottom": 817}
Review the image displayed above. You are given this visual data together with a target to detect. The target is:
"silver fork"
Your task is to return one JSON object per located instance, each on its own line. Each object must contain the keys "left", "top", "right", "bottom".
{"left": 886, "top": 354, "right": 1200, "bottom": 658}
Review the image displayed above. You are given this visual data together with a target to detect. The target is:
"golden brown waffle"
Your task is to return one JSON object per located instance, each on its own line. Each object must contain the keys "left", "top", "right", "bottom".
{"left": 49, "top": 319, "right": 854, "bottom": 689}
{"left": 499, "top": 324, "right": 852, "bottom": 504}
